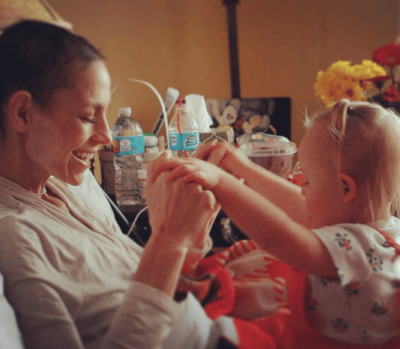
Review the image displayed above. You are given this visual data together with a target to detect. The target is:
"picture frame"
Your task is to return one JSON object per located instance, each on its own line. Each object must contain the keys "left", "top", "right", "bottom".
{"left": 206, "top": 97, "right": 292, "bottom": 141}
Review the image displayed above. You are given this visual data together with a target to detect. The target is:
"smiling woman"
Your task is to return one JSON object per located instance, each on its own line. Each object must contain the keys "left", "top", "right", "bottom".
{"left": 22, "top": 60, "right": 112, "bottom": 188}
{"left": 0, "top": 20, "right": 110, "bottom": 192}
{"left": 0, "top": 19, "right": 226, "bottom": 349}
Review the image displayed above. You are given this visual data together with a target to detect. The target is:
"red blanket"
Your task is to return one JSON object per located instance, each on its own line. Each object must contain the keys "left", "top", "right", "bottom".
{"left": 178, "top": 240, "right": 400, "bottom": 349}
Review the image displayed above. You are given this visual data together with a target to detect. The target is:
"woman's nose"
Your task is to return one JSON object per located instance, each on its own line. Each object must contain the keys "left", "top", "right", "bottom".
{"left": 93, "top": 115, "right": 112, "bottom": 145}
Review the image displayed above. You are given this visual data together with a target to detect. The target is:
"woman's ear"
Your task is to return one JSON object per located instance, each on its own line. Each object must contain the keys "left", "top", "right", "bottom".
{"left": 7, "top": 91, "right": 34, "bottom": 133}
{"left": 339, "top": 173, "right": 356, "bottom": 203}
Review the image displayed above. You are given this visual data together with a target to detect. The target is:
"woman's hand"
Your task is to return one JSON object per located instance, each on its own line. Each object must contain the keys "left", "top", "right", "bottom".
{"left": 145, "top": 150, "right": 172, "bottom": 193}
{"left": 136, "top": 153, "right": 220, "bottom": 297}
{"left": 145, "top": 170, "right": 218, "bottom": 250}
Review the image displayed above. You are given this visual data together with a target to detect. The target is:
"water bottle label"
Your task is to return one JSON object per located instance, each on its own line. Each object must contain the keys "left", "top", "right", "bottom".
{"left": 169, "top": 132, "right": 200, "bottom": 151}
{"left": 113, "top": 135, "right": 145, "bottom": 155}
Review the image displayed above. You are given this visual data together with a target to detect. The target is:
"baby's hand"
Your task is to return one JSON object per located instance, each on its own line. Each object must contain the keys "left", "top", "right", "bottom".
{"left": 156, "top": 157, "right": 223, "bottom": 190}
{"left": 194, "top": 140, "right": 227, "bottom": 165}
{"left": 195, "top": 141, "right": 252, "bottom": 178}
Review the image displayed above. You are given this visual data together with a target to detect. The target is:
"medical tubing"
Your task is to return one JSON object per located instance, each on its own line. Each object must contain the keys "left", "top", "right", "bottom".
{"left": 109, "top": 78, "right": 172, "bottom": 245}
{"left": 126, "top": 205, "right": 148, "bottom": 239}
{"left": 100, "top": 186, "right": 146, "bottom": 246}
{"left": 151, "top": 87, "right": 179, "bottom": 135}
{"left": 111, "top": 79, "right": 170, "bottom": 149}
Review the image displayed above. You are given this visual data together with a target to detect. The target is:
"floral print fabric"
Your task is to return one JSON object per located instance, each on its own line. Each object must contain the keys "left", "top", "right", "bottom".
{"left": 307, "top": 217, "right": 400, "bottom": 346}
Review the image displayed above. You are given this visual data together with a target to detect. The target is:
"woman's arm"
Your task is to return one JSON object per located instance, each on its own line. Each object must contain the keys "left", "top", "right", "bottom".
{"left": 103, "top": 171, "right": 220, "bottom": 349}
{"left": 135, "top": 171, "right": 218, "bottom": 295}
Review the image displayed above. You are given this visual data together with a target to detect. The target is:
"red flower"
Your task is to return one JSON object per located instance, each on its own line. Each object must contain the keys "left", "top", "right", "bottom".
{"left": 383, "top": 84, "right": 400, "bottom": 102}
{"left": 366, "top": 75, "right": 391, "bottom": 83}
{"left": 372, "top": 44, "right": 400, "bottom": 68}
{"left": 364, "top": 75, "right": 390, "bottom": 90}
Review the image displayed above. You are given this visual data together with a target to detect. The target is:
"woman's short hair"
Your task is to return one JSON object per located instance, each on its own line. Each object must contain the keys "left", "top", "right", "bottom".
{"left": 308, "top": 99, "right": 400, "bottom": 219}
{"left": 0, "top": 20, "right": 104, "bottom": 134}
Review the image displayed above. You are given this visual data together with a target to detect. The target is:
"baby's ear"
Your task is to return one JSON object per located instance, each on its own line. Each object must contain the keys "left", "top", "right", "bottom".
{"left": 339, "top": 173, "right": 356, "bottom": 203}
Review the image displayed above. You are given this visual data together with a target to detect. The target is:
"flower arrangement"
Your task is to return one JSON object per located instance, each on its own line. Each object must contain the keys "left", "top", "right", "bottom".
{"left": 315, "top": 43, "right": 400, "bottom": 109}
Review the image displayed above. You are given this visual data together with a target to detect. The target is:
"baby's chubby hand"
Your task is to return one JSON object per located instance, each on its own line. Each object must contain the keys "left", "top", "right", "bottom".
{"left": 194, "top": 141, "right": 252, "bottom": 179}
{"left": 155, "top": 157, "right": 223, "bottom": 191}
{"left": 194, "top": 140, "right": 228, "bottom": 165}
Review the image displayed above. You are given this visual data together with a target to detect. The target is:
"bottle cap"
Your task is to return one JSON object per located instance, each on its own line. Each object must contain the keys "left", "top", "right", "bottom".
{"left": 118, "top": 107, "right": 132, "bottom": 116}
{"left": 144, "top": 133, "right": 158, "bottom": 147}
{"left": 176, "top": 98, "right": 188, "bottom": 110}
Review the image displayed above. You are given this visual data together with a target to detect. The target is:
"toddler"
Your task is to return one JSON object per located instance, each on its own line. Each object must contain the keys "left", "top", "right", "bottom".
{"left": 156, "top": 99, "right": 400, "bottom": 346}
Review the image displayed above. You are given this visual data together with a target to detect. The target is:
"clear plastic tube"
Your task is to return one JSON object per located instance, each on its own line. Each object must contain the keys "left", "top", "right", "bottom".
{"left": 111, "top": 79, "right": 171, "bottom": 149}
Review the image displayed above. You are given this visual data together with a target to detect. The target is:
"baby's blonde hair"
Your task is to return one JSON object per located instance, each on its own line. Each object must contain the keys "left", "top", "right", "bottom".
{"left": 307, "top": 99, "right": 400, "bottom": 220}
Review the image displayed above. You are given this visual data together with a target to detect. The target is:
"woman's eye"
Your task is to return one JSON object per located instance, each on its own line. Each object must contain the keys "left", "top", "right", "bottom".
{"left": 81, "top": 116, "right": 95, "bottom": 124}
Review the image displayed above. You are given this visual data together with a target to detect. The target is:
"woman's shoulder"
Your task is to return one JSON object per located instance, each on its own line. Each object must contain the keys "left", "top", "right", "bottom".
{"left": 0, "top": 215, "right": 43, "bottom": 251}
{"left": 0, "top": 176, "right": 43, "bottom": 212}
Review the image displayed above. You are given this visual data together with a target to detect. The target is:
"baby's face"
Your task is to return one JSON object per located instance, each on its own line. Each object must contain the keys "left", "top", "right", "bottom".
{"left": 298, "top": 121, "right": 347, "bottom": 229}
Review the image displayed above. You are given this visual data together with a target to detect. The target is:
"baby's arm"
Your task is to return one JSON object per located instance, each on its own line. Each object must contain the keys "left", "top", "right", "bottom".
{"left": 157, "top": 158, "right": 337, "bottom": 278}
{"left": 195, "top": 142, "right": 308, "bottom": 227}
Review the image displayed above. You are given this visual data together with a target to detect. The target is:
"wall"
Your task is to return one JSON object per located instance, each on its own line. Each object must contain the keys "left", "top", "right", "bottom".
{"left": 48, "top": 0, "right": 399, "bottom": 179}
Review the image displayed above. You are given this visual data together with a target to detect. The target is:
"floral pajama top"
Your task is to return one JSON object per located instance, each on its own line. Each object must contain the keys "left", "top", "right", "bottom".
{"left": 307, "top": 217, "right": 400, "bottom": 346}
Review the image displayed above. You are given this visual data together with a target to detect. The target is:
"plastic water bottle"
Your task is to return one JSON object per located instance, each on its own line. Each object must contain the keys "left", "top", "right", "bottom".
{"left": 168, "top": 99, "right": 200, "bottom": 157}
{"left": 112, "top": 107, "right": 144, "bottom": 206}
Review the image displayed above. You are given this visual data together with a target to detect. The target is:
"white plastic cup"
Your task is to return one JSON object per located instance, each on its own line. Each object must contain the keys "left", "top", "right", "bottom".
{"left": 238, "top": 133, "right": 297, "bottom": 178}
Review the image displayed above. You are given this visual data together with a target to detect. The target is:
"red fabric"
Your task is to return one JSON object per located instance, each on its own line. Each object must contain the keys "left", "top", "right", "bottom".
{"left": 193, "top": 246, "right": 292, "bottom": 347}
{"left": 194, "top": 242, "right": 291, "bottom": 321}
{"left": 233, "top": 317, "right": 277, "bottom": 349}
{"left": 191, "top": 244, "right": 400, "bottom": 348}
{"left": 203, "top": 267, "right": 236, "bottom": 320}
{"left": 376, "top": 228, "right": 400, "bottom": 255}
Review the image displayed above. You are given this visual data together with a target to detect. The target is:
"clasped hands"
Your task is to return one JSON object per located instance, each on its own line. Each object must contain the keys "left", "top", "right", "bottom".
{"left": 144, "top": 141, "right": 249, "bottom": 253}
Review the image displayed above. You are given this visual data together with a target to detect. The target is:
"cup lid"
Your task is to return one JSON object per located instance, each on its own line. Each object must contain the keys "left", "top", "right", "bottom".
{"left": 238, "top": 133, "right": 297, "bottom": 156}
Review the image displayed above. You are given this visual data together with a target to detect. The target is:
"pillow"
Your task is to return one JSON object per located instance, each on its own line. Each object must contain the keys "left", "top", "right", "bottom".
{"left": 0, "top": 274, "right": 24, "bottom": 349}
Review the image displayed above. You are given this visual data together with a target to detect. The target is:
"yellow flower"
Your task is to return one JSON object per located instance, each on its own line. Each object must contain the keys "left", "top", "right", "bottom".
{"left": 315, "top": 60, "right": 387, "bottom": 108}
{"left": 358, "top": 60, "right": 386, "bottom": 79}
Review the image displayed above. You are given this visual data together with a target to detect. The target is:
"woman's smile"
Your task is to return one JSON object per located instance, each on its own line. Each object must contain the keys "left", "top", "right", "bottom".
{"left": 72, "top": 150, "right": 96, "bottom": 164}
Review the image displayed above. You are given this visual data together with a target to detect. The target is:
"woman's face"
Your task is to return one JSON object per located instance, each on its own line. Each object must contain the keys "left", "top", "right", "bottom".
{"left": 25, "top": 60, "right": 112, "bottom": 186}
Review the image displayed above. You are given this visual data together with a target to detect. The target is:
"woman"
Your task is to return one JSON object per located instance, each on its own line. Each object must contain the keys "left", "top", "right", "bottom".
{"left": 0, "top": 20, "right": 220, "bottom": 349}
